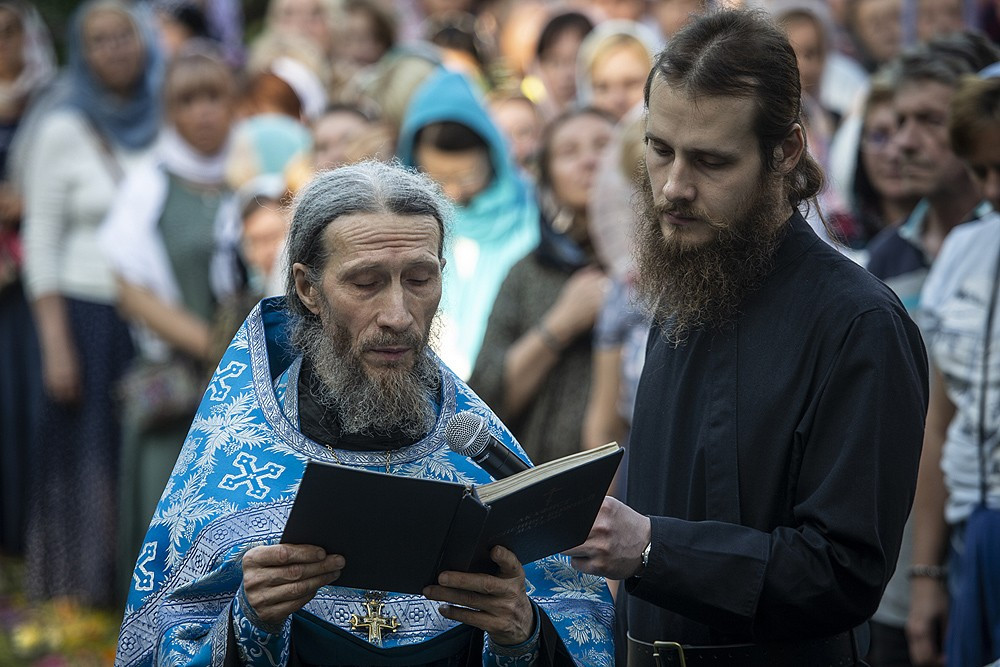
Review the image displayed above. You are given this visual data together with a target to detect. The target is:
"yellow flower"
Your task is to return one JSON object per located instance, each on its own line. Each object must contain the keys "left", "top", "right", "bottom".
{"left": 11, "top": 622, "right": 44, "bottom": 655}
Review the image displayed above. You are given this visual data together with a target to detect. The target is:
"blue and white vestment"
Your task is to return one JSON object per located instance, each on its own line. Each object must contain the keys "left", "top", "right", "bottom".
{"left": 116, "top": 298, "right": 615, "bottom": 666}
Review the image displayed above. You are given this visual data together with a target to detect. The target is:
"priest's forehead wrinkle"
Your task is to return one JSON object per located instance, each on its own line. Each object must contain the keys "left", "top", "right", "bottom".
{"left": 284, "top": 161, "right": 453, "bottom": 316}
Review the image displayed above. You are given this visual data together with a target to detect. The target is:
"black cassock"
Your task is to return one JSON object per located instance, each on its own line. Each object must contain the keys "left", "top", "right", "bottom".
{"left": 624, "top": 212, "right": 929, "bottom": 647}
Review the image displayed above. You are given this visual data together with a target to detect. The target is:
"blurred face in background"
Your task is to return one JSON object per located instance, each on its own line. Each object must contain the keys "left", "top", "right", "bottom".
{"left": 167, "top": 58, "right": 237, "bottom": 156}
{"left": 420, "top": 0, "right": 473, "bottom": 20}
{"left": 313, "top": 109, "right": 370, "bottom": 170}
{"left": 170, "top": 83, "right": 235, "bottom": 156}
{"left": 0, "top": 7, "right": 25, "bottom": 82}
{"left": 271, "top": 0, "right": 335, "bottom": 56}
{"left": 783, "top": 14, "right": 825, "bottom": 98}
{"left": 490, "top": 97, "right": 543, "bottom": 170}
{"left": 852, "top": 0, "right": 903, "bottom": 66}
{"left": 242, "top": 202, "right": 289, "bottom": 280}
{"left": 916, "top": 0, "right": 965, "bottom": 42}
{"left": 861, "top": 99, "right": 908, "bottom": 201}
{"left": 546, "top": 112, "right": 614, "bottom": 214}
{"left": 537, "top": 27, "right": 587, "bottom": 109}
{"left": 591, "top": 0, "right": 648, "bottom": 22}
{"left": 83, "top": 7, "right": 144, "bottom": 95}
{"left": 589, "top": 41, "right": 650, "bottom": 121}
{"left": 893, "top": 80, "right": 966, "bottom": 198}
{"left": 962, "top": 124, "right": 1000, "bottom": 209}
{"left": 343, "top": 5, "right": 388, "bottom": 66}
{"left": 416, "top": 143, "right": 492, "bottom": 206}
{"left": 651, "top": 0, "right": 704, "bottom": 39}
{"left": 155, "top": 11, "right": 192, "bottom": 57}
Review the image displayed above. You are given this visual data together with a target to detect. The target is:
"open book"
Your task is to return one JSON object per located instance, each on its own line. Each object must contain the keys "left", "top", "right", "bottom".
{"left": 280, "top": 442, "right": 623, "bottom": 594}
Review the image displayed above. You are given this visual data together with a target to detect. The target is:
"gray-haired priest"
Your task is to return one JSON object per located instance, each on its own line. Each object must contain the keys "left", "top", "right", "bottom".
{"left": 116, "top": 161, "right": 614, "bottom": 667}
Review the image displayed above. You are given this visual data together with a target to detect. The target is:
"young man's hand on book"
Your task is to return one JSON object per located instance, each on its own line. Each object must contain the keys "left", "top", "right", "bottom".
{"left": 564, "top": 496, "right": 651, "bottom": 580}
{"left": 242, "top": 544, "right": 345, "bottom": 626}
{"left": 423, "top": 545, "right": 535, "bottom": 646}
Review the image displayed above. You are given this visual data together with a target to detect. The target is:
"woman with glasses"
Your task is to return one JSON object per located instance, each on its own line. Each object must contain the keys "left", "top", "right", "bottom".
{"left": 855, "top": 82, "right": 920, "bottom": 240}
{"left": 831, "top": 75, "right": 920, "bottom": 252}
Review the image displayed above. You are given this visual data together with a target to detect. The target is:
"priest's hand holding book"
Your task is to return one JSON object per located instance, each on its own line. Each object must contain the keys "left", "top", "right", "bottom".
{"left": 423, "top": 544, "right": 535, "bottom": 646}
{"left": 241, "top": 544, "right": 345, "bottom": 627}
{"left": 269, "top": 442, "right": 624, "bottom": 636}
{"left": 240, "top": 541, "right": 534, "bottom": 644}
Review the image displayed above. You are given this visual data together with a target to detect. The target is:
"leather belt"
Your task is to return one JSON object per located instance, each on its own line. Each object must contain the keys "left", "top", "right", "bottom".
{"left": 627, "top": 630, "right": 860, "bottom": 666}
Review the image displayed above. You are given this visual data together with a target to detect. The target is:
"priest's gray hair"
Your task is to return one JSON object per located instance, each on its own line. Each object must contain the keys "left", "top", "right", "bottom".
{"left": 284, "top": 160, "right": 452, "bottom": 319}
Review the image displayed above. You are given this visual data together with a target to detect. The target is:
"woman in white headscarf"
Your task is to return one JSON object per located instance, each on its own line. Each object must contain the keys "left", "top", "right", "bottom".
{"left": 575, "top": 20, "right": 659, "bottom": 121}
{"left": 98, "top": 44, "right": 243, "bottom": 588}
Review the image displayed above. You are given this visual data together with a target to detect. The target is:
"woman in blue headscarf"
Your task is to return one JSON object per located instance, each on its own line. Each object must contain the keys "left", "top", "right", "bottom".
{"left": 397, "top": 70, "right": 540, "bottom": 381}
{"left": 20, "top": 0, "right": 161, "bottom": 606}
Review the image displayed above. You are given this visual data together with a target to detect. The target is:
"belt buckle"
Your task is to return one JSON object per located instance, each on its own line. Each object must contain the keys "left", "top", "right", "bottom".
{"left": 652, "top": 641, "right": 687, "bottom": 667}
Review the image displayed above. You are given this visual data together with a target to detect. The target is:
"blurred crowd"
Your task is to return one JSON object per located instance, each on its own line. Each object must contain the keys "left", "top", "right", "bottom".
{"left": 0, "top": 0, "right": 998, "bottom": 662}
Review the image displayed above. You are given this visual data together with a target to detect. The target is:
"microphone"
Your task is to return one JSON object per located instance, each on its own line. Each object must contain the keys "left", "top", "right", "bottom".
{"left": 445, "top": 411, "right": 530, "bottom": 480}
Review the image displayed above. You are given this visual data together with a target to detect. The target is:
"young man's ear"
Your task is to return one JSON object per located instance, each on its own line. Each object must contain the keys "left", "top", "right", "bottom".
{"left": 773, "top": 123, "right": 806, "bottom": 173}
{"left": 292, "top": 263, "right": 322, "bottom": 315}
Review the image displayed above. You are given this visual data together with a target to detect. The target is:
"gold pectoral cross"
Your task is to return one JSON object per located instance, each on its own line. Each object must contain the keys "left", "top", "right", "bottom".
{"left": 350, "top": 593, "right": 400, "bottom": 645}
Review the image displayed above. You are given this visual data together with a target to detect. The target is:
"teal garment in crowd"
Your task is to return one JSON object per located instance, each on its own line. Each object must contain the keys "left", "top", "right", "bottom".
{"left": 397, "top": 71, "right": 540, "bottom": 379}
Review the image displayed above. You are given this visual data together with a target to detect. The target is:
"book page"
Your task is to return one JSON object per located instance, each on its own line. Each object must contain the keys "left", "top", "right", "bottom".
{"left": 476, "top": 442, "right": 620, "bottom": 504}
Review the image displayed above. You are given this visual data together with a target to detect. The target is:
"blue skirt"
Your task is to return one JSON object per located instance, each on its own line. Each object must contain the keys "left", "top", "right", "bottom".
{"left": 24, "top": 297, "right": 134, "bottom": 606}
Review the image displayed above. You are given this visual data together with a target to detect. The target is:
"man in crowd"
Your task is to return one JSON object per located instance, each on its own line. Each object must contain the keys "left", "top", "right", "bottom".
{"left": 906, "top": 72, "right": 1000, "bottom": 667}
{"left": 864, "top": 35, "right": 999, "bottom": 666}
{"left": 567, "top": 9, "right": 928, "bottom": 666}
{"left": 866, "top": 32, "right": 999, "bottom": 310}
{"left": 115, "top": 161, "right": 613, "bottom": 665}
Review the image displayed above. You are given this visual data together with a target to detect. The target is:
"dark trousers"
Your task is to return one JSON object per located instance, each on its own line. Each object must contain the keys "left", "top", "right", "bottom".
{"left": 866, "top": 621, "right": 912, "bottom": 667}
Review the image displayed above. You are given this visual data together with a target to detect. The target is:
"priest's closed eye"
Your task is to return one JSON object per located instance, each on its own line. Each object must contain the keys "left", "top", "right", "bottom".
{"left": 648, "top": 144, "right": 673, "bottom": 158}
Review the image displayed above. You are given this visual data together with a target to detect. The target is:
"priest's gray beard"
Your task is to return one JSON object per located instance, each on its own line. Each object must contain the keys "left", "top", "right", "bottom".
{"left": 634, "top": 171, "right": 787, "bottom": 346}
{"left": 292, "top": 297, "right": 440, "bottom": 439}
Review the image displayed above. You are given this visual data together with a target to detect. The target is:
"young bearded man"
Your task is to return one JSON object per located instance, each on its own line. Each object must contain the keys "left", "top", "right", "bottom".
{"left": 566, "top": 9, "right": 929, "bottom": 666}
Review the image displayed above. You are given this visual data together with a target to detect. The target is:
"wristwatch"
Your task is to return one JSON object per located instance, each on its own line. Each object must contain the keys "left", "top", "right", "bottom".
{"left": 634, "top": 542, "right": 652, "bottom": 579}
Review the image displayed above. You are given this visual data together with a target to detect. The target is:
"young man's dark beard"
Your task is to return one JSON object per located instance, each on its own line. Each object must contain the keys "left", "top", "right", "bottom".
{"left": 292, "top": 304, "right": 440, "bottom": 439}
{"left": 634, "top": 172, "right": 788, "bottom": 346}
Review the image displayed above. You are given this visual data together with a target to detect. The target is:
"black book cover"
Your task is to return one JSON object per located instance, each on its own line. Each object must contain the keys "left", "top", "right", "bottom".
{"left": 280, "top": 444, "right": 623, "bottom": 594}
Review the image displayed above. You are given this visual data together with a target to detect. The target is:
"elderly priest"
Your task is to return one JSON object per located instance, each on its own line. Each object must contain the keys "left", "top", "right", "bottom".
{"left": 115, "top": 161, "right": 614, "bottom": 666}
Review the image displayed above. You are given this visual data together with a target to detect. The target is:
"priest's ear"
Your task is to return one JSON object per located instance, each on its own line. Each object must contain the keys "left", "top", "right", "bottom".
{"left": 292, "top": 262, "right": 323, "bottom": 316}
